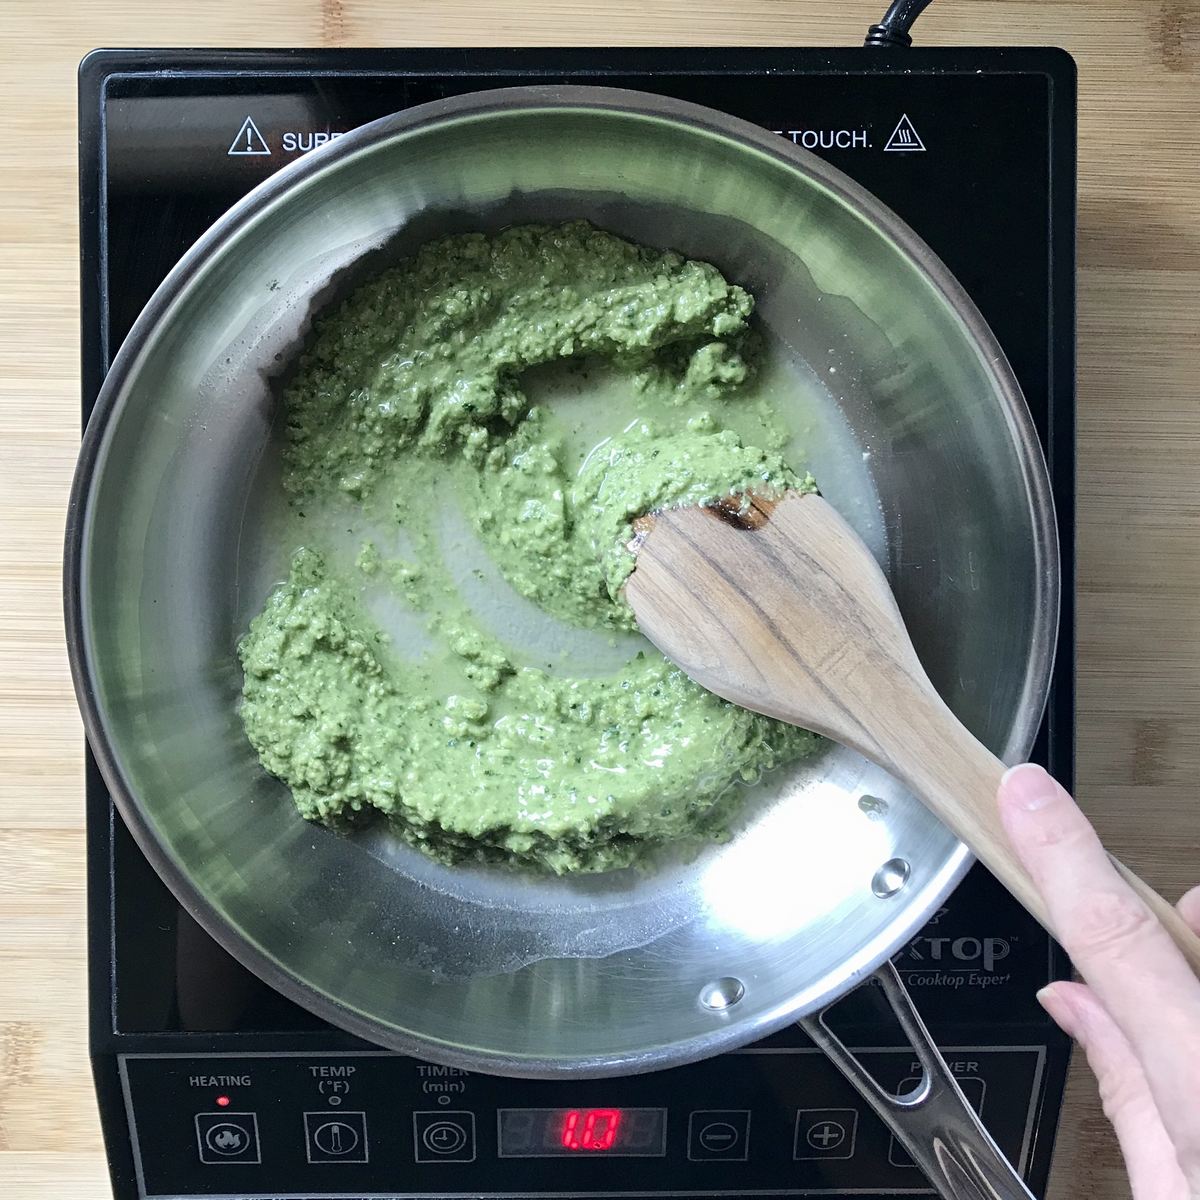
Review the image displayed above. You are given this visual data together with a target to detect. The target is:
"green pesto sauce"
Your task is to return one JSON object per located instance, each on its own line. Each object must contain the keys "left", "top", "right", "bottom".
{"left": 239, "top": 222, "right": 823, "bottom": 873}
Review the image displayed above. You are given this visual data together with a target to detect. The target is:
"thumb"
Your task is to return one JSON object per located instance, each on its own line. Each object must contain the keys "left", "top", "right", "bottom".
{"left": 1039, "top": 982, "right": 1187, "bottom": 1199}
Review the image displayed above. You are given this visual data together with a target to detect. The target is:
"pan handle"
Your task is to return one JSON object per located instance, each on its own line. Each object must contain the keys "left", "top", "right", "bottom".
{"left": 798, "top": 961, "right": 1037, "bottom": 1200}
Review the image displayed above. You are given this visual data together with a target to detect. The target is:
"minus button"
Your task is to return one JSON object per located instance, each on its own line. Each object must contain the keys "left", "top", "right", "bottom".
{"left": 688, "top": 1110, "right": 751, "bottom": 1161}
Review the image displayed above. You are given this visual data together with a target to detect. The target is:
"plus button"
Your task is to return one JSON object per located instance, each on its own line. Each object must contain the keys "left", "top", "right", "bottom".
{"left": 794, "top": 1109, "right": 859, "bottom": 1161}
{"left": 808, "top": 1120, "right": 846, "bottom": 1149}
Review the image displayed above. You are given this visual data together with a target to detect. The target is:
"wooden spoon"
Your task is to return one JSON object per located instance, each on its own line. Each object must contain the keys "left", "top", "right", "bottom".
{"left": 625, "top": 488, "right": 1200, "bottom": 974}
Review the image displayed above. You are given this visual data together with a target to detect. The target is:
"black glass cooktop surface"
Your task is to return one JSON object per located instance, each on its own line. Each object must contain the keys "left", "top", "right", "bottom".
{"left": 81, "top": 46, "right": 1075, "bottom": 1200}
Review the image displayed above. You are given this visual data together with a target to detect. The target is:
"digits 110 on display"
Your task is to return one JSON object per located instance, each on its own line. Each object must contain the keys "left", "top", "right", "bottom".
{"left": 497, "top": 1107, "right": 668, "bottom": 1158}
{"left": 561, "top": 1109, "right": 620, "bottom": 1150}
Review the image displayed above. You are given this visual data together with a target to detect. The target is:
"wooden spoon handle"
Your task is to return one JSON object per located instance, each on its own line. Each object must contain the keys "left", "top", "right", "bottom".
{"left": 881, "top": 682, "right": 1200, "bottom": 977}
{"left": 626, "top": 492, "right": 1200, "bottom": 978}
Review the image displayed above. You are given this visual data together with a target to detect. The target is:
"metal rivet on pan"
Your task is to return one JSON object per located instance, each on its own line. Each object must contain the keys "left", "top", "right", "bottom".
{"left": 700, "top": 977, "right": 745, "bottom": 1011}
{"left": 858, "top": 794, "right": 888, "bottom": 819}
{"left": 872, "top": 858, "right": 911, "bottom": 898}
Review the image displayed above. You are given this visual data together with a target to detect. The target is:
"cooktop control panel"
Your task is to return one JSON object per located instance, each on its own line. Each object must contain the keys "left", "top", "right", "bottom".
{"left": 121, "top": 1047, "right": 1045, "bottom": 1197}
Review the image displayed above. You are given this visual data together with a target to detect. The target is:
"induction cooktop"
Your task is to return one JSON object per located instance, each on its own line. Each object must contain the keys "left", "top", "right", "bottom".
{"left": 80, "top": 45, "right": 1076, "bottom": 1200}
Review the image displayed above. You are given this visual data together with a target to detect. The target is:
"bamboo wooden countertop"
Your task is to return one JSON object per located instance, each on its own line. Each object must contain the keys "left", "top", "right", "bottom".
{"left": 2, "top": 2, "right": 1197, "bottom": 1197}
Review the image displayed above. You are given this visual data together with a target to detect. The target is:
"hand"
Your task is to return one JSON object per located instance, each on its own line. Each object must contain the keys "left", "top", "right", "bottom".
{"left": 998, "top": 764, "right": 1200, "bottom": 1200}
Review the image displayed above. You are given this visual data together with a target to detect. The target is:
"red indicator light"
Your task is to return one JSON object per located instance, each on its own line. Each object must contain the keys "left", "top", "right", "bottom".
{"left": 215, "top": 1095, "right": 231, "bottom": 1108}
{"left": 561, "top": 1109, "right": 621, "bottom": 1151}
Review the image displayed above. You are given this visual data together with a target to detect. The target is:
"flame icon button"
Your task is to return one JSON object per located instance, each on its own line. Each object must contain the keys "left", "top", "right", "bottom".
{"left": 195, "top": 1112, "right": 261, "bottom": 1164}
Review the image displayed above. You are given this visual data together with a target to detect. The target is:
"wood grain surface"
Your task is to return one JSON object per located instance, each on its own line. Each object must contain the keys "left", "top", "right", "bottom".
{"left": 1, "top": 3, "right": 1197, "bottom": 1198}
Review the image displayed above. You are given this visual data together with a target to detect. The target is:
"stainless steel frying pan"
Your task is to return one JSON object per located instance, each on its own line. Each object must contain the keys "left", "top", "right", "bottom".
{"left": 65, "top": 87, "right": 1058, "bottom": 1199}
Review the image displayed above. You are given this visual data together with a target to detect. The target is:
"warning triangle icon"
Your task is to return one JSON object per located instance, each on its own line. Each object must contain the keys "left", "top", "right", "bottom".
{"left": 228, "top": 116, "right": 271, "bottom": 157}
{"left": 884, "top": 114, "right": 925, "bottom": 153}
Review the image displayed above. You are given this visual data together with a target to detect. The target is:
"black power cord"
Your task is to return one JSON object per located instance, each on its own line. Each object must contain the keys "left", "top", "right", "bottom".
{"left": 865, "top": 0, "right": 935, "bottom": 47}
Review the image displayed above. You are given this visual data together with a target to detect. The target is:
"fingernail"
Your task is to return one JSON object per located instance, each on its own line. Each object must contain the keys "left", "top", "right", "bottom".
{"left": 1178, "top": 885, "right": 1200, "bottom": 931}
{"left": 1036, "top": 984, "right": 1077, "bottom": 1037}
{"left": 1000, "top": 763, "right": 1058, "bottom": 811}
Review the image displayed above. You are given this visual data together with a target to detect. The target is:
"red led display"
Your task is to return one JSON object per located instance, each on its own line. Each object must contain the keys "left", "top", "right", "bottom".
{"left": 560, "top": 1108, "right": 622, "bottom": 1151}
{"left": 497, "top": 1106, "right": 665, "bottom": 1158}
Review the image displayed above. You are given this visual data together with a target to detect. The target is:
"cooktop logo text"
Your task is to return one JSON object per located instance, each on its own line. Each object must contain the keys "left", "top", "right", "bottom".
{"left": 908, "top": 935, "right": 1012, "bottom": 971}
{"left": 899, "top": 935, "right": 1017, "bottom": 990}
